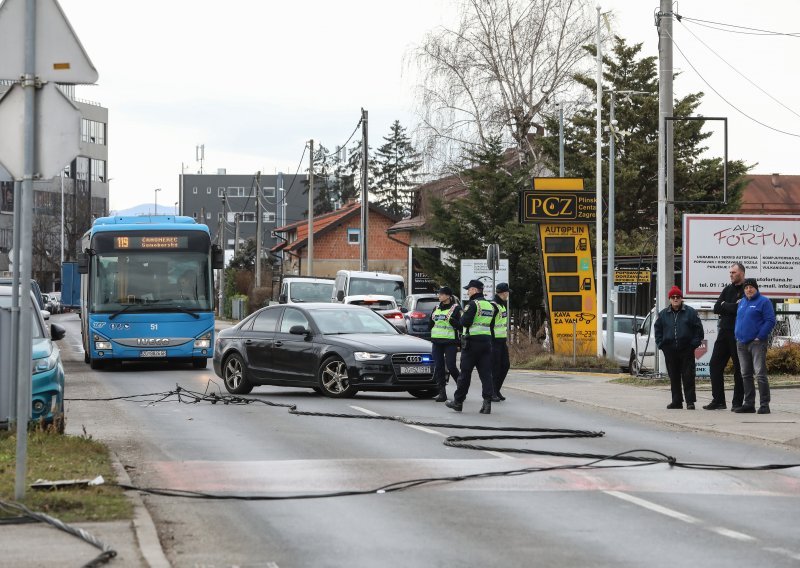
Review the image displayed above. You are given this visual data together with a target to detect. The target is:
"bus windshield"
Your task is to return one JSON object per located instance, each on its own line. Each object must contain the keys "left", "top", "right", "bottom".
{"left": 90, "top": 251, "right": 212, "bottom": 312}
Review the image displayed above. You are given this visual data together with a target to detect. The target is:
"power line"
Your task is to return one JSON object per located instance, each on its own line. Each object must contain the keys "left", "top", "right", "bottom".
{"left": 665, "top": 28, "right": 800, "bottom": 139}
{"left": 277, "top": 143, "right": 309, "bottom": 207}
{"left": 678, "top": 20, "right": 800, "bottom": 121}
{"left": 678, "top": 15, "right": 800, "bottom": 38}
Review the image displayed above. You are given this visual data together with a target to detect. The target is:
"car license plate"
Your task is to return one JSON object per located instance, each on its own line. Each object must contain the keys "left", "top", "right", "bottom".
{"left": 140, "top": 350, "right": 167, "bottom": 358}
{"left": 400, "top": 365, "right": 431, "bottom": 374}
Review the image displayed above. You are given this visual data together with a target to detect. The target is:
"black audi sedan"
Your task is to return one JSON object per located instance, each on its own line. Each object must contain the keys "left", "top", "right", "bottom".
{"left": 212, "top": 303, "right": 436, "bottom": 398}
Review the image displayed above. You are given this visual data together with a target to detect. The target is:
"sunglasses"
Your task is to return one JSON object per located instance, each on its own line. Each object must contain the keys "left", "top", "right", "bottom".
{"left": 669, "top": 295, "right": 682, "bottom": 299}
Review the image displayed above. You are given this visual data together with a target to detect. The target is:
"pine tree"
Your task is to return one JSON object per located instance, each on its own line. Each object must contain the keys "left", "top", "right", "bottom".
{"left": 372, "top": 121, "right": 422, "bottom": 218}
{"left": 539, "top": 36, "right": 751, "bottom": 255}
{"left": 341, "top": 139, "right": 373, "bottom": 206}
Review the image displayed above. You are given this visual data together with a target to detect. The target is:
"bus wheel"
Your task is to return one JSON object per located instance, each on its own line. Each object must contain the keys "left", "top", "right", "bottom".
{"left": 222, "top": 353, "right": 253, "bottom": 394}
{"left": 84, "top": 351, "right": 90, "bottom": 364}
{"left": 192, "top": 358, "right": 208, "bottom": 369}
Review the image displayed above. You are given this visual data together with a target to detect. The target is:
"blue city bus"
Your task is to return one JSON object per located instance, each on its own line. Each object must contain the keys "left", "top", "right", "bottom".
{"left": 78, "top": 215, "right": 224, "bottom": 369}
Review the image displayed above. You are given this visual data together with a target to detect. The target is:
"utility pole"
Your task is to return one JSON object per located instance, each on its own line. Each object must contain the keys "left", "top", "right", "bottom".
{"left": 594, "top": 5, "right": 604, "bottom": 357}
{"left": 360, "top": 108, "right": 369, "bottom": 271}
{"left": 558, "top": 104, "right": 565, "bottom": 177}
{"left": 307, "top": 139, "right": 314, "bottom": 276}
{"left": 657, "top": 0, "right": 674, "bottom": 374}
{"left": 255, "top": 171, "right": 262, "bottom": 287}
{"left": 218, "top": 195, "right": 225, "bottom": 317}
{"left": 234, "top": 213, "right": 240, "bottom": 253}
{"left": 606, "top": 91, "right": 617, "bottom": 359}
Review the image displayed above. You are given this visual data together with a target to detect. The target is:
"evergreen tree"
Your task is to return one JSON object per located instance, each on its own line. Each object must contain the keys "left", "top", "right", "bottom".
{"left": 420, "top": 137, "right": 542, "bottom": 313}
{"left": 372, "top": 120, "right": 422, "bottom": 218}
{"left": 302, "top": 143, "right": 340, "bottom": 216}
{"left": 341, "top": 138, "right": 373, "bottom": 206}
{"left": 539, "top": 36, "right": 751, "bottom": 255}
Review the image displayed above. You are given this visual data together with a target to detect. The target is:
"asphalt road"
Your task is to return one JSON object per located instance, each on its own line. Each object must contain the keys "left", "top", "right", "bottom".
{"left": 56, "top": 313, "right": 800, "bottom": 568}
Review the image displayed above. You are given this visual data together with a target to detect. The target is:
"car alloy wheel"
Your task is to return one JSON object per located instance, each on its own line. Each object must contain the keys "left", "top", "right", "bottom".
{"left": 318, "top": 357, "right": 357, "bottom": 398}
{"left": 629, "top": 351, "right": 641, "bottom": 376}
{"left": 223, "top": 353, "right": 253, "bottom": 394}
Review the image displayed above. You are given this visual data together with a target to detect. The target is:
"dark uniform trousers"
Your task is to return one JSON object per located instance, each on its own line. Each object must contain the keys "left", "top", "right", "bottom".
{"left": 431, "top": 342, "right": 459, "bottom": 389}
{"left": 663, "top": 346, "right": 697, "bottom": 404}
{"left": 491, "top": 339, "right": 510, "bottom": 395}
{"left": 454, "top": 340, "right": 494, "bottom": 402}
{"left": 708, "top": 328, "right": 744, "bottom": 407}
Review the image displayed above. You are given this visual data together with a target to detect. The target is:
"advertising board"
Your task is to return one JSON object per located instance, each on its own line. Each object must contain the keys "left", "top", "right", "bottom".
{"left": 460, "top": 259, "right": 509, "bottom": 301}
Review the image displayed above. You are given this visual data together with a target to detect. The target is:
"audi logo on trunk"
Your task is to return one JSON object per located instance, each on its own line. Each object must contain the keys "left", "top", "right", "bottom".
{"left": 405, "top": 355, "right": 423, "bottom": 363}
{"left": 137, "top": 338, "right": 169, "bottom": 346}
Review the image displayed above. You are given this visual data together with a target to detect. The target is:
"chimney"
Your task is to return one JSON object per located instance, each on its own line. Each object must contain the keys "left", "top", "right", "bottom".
{"left": 771, "top": 173, "right": 781, "bottom": 188}
{"left": 217, "top": 168, "right": 227, "bottom": 175}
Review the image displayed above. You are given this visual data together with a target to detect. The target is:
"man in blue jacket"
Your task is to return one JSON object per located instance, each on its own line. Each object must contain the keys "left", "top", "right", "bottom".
{"left": 734, "top": 279, "right": 776, "bottom": 414}
{"left": 654, "top": 286, "right": 704, "bottom": 409}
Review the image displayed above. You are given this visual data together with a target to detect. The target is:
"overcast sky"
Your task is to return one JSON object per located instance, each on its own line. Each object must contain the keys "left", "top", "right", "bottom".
{"left": 56, "top": 0, "right": 800, "bottom": 212}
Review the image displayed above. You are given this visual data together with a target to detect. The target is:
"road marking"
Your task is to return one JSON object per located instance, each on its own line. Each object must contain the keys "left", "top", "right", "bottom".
{"left": 604, "top": 490, "right": 700, "bottom": 524}
{"left": 709, "top": 527, "right": 757, "bottom": 542}
{"left": 764, "top": 547, "right": 800, "bottom": 561}
{"left": 348, "top": 405, "right": 513, "bottom": 458}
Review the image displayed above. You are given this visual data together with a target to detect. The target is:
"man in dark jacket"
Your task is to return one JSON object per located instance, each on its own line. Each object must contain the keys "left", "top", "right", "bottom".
{"left": 705, "top": 262, "right": 746, "bottom": 411}
{"left": 446, "top": 279, "right": 495, "bottom": 414}
{"left": 734, "top": 279, "right": 776, "bottom": 414}
{"left": 490, "top": 282, "right": 511, "bottom": 401}
{"left": 428, "top": 286, "right": 462, "bottom": 402}
{"left": 654, "top": 286, "right": 704, "bottom": 409}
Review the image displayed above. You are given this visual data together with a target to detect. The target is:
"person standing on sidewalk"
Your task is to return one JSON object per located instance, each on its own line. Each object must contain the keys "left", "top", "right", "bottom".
{"left": 490, "top": 282, "right": 511, "bottom": 402}
{"left": 428, "top": 286, "right": 462, "bottom": 402}
{"left": 446, "top": 279, "right": 495, "bottom": 414}
{"left": 704, "top": 262, "right": 746, "bottom": 411}
{"left": 654, "top": 286, "right": 704, "bottom": 410}
{"left": 734, "top": 279, "right": 776, "bottom": 414}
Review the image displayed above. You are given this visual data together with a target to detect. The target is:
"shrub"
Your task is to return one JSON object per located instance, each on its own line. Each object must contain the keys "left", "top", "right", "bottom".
{"left": 766, "top": 343, "right": 800, "bottom": 374}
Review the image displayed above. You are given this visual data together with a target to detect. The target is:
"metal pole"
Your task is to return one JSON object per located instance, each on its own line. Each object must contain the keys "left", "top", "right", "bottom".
{"left": 595, "top": 5, "right": 604, "bottom": 357}
{"left": 218, "top": 198, "right": 225, "bottom": 317}
{"left": 16, "top": 0, "right": 37, "bottom": 500}
{"left": 360, "top": 109, "right": 369, "bottom": 271}
{"left": 234, "top": 213, "right": 240, "bottom": 253}
{"left": 255, "top": 171, "right": 262, "bottom": 287}
{"left": 559, "top": 104, "right": 565, "bottom": 177}
{"left": 307, "top": 139, "right": 314, "bottom": 276}
{"left": 657, "top": 0, "right": 674, "bottom": 374}
{"left": 606, "top": 92, "right": 616, "bottom": 360}
{"left": 60, "top": 170, "right": 65, "bottom": 266}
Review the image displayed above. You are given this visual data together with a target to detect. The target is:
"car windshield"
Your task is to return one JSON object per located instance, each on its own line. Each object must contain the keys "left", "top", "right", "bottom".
{"left": 603, "top": 316, "right": 644, "bottom": 333}
{"left": 290, "top": 282, "right": 334, "bottom": 302}
{"left": 0, "top": 293, "right": 45, "bottom": 338}
{"left": 312, "top": 307, "right": 399, "bottom": 334}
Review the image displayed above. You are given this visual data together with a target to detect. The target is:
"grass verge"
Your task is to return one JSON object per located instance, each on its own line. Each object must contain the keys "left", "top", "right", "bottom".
{"left": 610, "top": 375, "right": 800, "bottom": 388}
{"left": 0, "top": 427, "right": 132, "bottom": 523}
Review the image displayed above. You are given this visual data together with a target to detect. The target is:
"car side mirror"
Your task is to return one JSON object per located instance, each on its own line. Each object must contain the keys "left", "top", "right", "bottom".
{"left": 336, "top": 290, "right": 345, "bottom": 301}
{"left": 51, "top": 323, "right": 66, "bottom": 341}
{"left": 638, "top": 326, "right": 646, "bottom": 335}
{"left": 289, "top": 325, "right": 310, "bottom": 336}
{"left": 400, "top": 307, "right": 408, "bottom": 313}
{"left": 279, "top": 294, "right": 288, "bottom": 304}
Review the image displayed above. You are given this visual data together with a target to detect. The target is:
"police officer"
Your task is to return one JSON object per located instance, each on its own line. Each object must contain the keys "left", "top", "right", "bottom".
{"left": 428, "top": 286, "right": 462, "bottom": 402}
{"left": 446, "top": 279, "right": 495, "bottom": 414}
{"left": 491, "top": 282, "right": 511, "bottom": 401}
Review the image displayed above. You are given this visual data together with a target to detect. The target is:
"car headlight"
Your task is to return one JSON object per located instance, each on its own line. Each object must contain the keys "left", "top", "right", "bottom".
{"left": 194, "top": 332, "right": 212, "bottom": 349}
{"left": 33, "top": 349, "right": 59, "bottom": 373}
{"left": 354, "top": 352, "right": 387, "bottom": 361}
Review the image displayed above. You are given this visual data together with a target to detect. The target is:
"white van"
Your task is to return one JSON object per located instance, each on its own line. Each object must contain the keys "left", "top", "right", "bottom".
{"left": 628, "top": 299, "right": 718, "bottom": 376}
{"left": 332, "top": 270, "right": 406, "bottom": 305}
{"left": 277, "top": 277, "right": 335, "bottom": 304}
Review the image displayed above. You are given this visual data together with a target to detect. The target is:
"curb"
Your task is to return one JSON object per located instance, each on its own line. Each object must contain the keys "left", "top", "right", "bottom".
{"left": 110, "top": 453, "right": 171, "bottom": 568}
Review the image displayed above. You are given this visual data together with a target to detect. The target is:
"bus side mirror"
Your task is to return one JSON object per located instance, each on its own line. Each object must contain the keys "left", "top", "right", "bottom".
{"left": 77, "top": 253, "right": 89, "bottom": 274}
{"left": 211, "top": 245, "right": 224, "bottom": 269}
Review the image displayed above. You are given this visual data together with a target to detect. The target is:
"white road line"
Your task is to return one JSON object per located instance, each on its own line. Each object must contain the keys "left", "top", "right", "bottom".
{"left": 709, "top": 527, "right": 757, "bottom": 542}
{"left": 604, "top": 490, "right": 700, "bottom": 524}
{"left": 348, "top": 405, "right": 513, "bottom": 458}
{"left": 764, "top": 547, "right": 800, "bottom": 561}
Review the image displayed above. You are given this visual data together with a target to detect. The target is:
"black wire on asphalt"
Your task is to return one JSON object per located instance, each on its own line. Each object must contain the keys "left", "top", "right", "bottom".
{"left": 0, "top": 499, "right": 117, "bottom": 568}
{"left": 63, "top": 383, "right": 800, "bottom": 503}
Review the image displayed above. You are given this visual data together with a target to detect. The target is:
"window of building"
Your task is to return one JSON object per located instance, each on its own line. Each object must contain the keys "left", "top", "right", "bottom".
{"left": 218, "top": 212, "right": 224, "bottom": 222}
{"left": 90, "top": 159, "right": 106, "bottom": 182}
{"left": 218, "top": 187, "right": 225, "bottom": 197}
{"left": 193, "top": 212, "right": 197, "bottom": 219}
{"left": 347, "top": 228, "right": 360, "bottom": 244}
{"left": 75, "top": 156, "right": 89, "bottom": 181}
{"left": 263, "top": 186, "right": 276, "bottom": 198}
{"left": 192, "top": 186, "right": 197, "bottom": 194}
{"left": 263, "top": 211, "right": 276, "bottom": 223}
{"left": 240, "top": 212, "right": 256, "bottom": 223}
{"left": 81, "top": 118, "right": 106, "bottom": 145}
{"left": 207, "top": 187, "right": 211, "bottom": 194}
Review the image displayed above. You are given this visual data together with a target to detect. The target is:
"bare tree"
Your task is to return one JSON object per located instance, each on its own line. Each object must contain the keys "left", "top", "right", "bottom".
{"left": 413, "top": 0, "right": 595, "bottom": 174}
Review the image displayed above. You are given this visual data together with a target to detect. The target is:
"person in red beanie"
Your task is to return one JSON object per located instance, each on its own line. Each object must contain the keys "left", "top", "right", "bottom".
{"left": 654, "top": 286, "right": 705, "bottom": 409}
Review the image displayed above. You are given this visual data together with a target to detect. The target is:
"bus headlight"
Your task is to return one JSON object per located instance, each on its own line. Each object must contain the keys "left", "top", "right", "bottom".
{"left": 194, "top": 332, "right": 211, "bottom": 349}
{"left": 95, "top": 341, "right": 112, "bottom": 350}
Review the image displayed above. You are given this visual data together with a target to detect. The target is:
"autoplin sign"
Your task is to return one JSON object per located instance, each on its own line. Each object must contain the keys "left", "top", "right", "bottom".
{"left": 683, "top": 214, "right": 800, "bottom": 298}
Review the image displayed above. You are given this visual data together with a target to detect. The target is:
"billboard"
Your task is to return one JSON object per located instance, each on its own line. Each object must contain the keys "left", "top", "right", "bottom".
{"left": 460, "top": 259, "right": 509, "bottom": 301}
{"left": 683, "top": 214, "right": 800, "bottom": 298}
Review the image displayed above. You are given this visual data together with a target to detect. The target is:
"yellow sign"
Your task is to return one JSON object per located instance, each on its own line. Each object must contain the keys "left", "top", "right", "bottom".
{"left": 613, "top": 269, "right": 651, "bottom": 284}
{"left": 520, "top": 191, "right": 596, "bottom": 223}
{"left": 539, "top": 224, "right": 597, "bottom": 356}
{"left": 532, "top": 177, "right": 586, "bottom": 191}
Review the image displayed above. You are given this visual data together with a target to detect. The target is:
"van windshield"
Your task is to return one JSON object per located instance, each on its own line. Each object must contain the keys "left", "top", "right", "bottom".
{"left": 349, "top": 277, "right": 406, "bottom": 303}
{"left": 291, "top": 282, "right": 334, "bottom": 303}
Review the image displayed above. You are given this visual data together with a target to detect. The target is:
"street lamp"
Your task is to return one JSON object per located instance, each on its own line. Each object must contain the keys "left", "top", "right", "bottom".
{"left": 154, "top": 188, "right": 161, "bottom": 215}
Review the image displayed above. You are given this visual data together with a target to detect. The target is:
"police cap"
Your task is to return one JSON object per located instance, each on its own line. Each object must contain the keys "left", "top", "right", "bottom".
{"left": 463, "top": 279, "right": 484, "bottom": 291}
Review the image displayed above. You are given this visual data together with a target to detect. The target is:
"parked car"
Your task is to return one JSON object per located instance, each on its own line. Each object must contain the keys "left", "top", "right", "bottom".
{"left": 0, "top": 277, "right": 44, "bottom": 310}
{"left": 0, "top": 285, "right": 66, "bottom": 430}
{"left": 47, "top": 291, "right": 63, "bottom": 314}
{"left": 602, "top": 314, "right": 645, "bottom": 371}
{"left": 400, "top": 294, "right": 441, "bottom": 339}
{"left": 213, "top": 303, "right": 436, "bottom": 398}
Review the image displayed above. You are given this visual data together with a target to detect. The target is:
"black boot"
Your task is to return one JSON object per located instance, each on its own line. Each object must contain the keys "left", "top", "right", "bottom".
{"left": 434, "top": 388, "right": 447, "bottom": 402}
{"left": 445, "top": 400, "right": 462, "bottom": 412}
{"left": 479, "top": 399, "right": 491, "bottom": 414}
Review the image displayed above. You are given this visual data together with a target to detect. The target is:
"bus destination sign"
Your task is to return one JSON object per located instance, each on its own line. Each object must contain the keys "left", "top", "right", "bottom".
{"left": 115, "top": 236, "right": 188, "bottom": 249}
